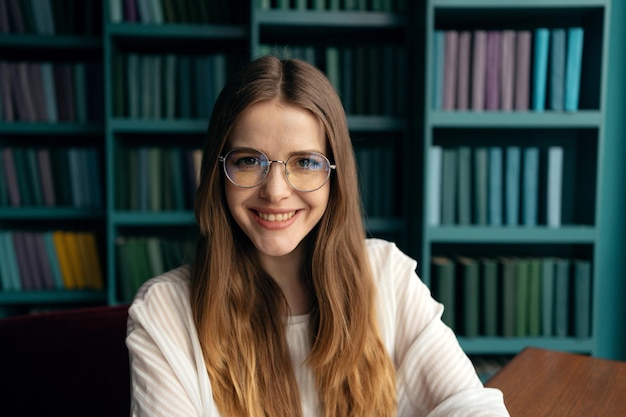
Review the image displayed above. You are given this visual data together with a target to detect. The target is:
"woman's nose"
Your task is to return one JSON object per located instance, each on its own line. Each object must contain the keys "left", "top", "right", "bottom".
{"left": 259, "top": 161, "right": 291, "bottom": 200}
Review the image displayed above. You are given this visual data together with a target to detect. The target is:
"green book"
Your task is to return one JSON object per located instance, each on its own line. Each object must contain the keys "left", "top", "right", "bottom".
{"left": 515, "top": 258, "right": 530, "bottom": 337}
{"left": 473, "top": 146, "right": 488, "bottom": 225}
{"left": 147, "top": 147, "right": 162, "bottom": 212}
{"left": 24, "top": 148, "right": 43, "bottom": 206}
{"left": 432, "top": 256, "right": 456, "bottom": 331}
{"left": 527, "top": 258, "right": 542, "bottom": 336}
{"left": 554, "top": 257, "right": 571, "bottom": 337}
{"left": 145, "top": 237, "right": 165, "bottom": 277}
{"left": 456, "top": 146, "right": 471, "bottom": 225}
{"left": 481, "top": 257, "right": 499, "bottom": 337}
{"left": 115, "top": 237, "right": 135, "bottom": 302}
{"left": 441, "top": 147, "right": 457, "bottom": 225}
{"left": 574, "top": 259, "right": 592, "bottom": 338}
{"left": 458, "top": 256, "right": 479, "bottom": 338}
{"left": 541, "top": 257, "right": 556, "bottom": 336}
{"left": 500, "top": 257, "right": 516, "bottom": 337}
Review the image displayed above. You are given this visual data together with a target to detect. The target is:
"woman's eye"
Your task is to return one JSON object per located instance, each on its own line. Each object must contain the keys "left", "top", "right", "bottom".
{"left": 236, "top": 156, "right": 260, "bottom": 167}
{"left": 297, "top": 157, "right": 322, "bottom": 170}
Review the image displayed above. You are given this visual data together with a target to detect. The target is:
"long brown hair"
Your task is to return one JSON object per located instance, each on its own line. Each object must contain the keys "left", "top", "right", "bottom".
{"left": 191, "top": 56, "right": 396, "bottom": 417}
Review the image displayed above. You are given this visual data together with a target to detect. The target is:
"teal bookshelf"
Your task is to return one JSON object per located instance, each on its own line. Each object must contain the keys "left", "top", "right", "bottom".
{"left": 0, "top": 0, "right": 624, "bottom": 360}
{"left": 421, "top": 0, "right": 613, "bottom": 360}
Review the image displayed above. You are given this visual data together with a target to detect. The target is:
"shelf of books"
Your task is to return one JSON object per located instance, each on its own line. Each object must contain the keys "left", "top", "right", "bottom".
{"left": 252, "top": 0, "right": 413, "bottom": 248}
{"left": 422, "top": 0, "right": 609, "bottom": 360}
{"left": 0, "top": 0, "right": 106, "bottom": 316}
{"left": 103, "top": 0, "right": 249, "bottom": 305}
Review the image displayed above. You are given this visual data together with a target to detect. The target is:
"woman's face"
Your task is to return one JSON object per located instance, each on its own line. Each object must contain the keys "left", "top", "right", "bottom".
{"left": 224, "top": 100, "right": 331, "bottom": 262}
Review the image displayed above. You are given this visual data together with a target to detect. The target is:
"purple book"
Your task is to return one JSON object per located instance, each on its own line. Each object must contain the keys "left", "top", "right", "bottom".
{"left": 515, "top": 31, "right": 532, "bottom": 111}
{"left": 2, "top": 148, "right": 20, "bottom": 206}
{"left": 500, "top": 30, "right": 516, "bottom": 111}
{"left": 456, "top": 31, "right": 471, "bottom": 111}
{"left": 443, "top": 30, "right": 459, "bottom": 111}
{"left": 485, "top": 31, "right": 501, "bottom": 111}
{"left": 12, "top": 232, "right": 35, "bottom": 290}
{"left": 124, "top": 0, "right": 138, "bottom": 22}
{"left": 471, "top": 30, "right": 487, "bottom": 111}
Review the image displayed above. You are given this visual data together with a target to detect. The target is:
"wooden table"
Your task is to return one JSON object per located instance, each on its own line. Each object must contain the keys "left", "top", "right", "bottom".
{"left": 486, "top": 347, "right": 626, "bottom": 416}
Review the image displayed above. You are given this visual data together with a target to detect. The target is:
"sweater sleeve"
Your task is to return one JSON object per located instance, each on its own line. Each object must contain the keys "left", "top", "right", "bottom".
{"left": 367, "top": 240, "right": 510, "bottom": 417}
{"left": 126, "top": 267, "right": 215, "bottom": 417}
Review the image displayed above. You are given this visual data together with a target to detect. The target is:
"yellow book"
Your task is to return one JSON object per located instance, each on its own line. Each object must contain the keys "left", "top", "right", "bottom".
{"left": 63, "top": 231, "right": 87, "bottom": 289}
{"left": 81, "top": 232, "right": 104, "bottom": 290}
{"left": 52, "top": 231, "right": 76, "bottom": 289}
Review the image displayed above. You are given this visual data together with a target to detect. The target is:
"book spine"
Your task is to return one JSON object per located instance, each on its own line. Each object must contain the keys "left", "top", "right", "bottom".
{"left": 564, "top": 27, "right": 584, "bottom": 112}
{"left": 532, "top": 28, "right": 550, "bottom": 111}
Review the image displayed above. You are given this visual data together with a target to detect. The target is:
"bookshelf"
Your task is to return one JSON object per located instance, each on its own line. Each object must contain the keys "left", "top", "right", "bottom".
{"left": 421, "top": 0, "right": 613, "bottom": 358}
{"left": 0, "top": 0, "right": 624, "bottom": 361}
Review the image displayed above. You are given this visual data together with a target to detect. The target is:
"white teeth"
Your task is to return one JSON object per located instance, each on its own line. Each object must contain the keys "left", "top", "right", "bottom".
{"left": 257, "top": 211, "right": 296, "bottom": 221}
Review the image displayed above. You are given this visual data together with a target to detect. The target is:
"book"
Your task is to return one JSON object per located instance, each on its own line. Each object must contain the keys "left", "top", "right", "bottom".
{"left": 564, "top": 27, "right": 584, "bottom": 111}
{"left": 443, "top": 30, "right": 459, "bottom": 111}
{"left": 427, "top": 146, "right": 442, "bottom": 226}
{"left": 147, "top": 147, "right": 162, "bottom": 211}
{"left": 471, "top": 30, "right": 487, "bottom": 111}
{"left": 456, "top": 31, "right": 471, "bottom": 111}
{"left": 541, "top": 257, "right": 556, "bottom": 337}
{"left": 0, "top": 231, "right": 15, "bottom": 291}
{"left": 13, "top": 232, "right": 35, "bottom": 290}
{"left": 549, "top": 29, "right": 566, "bottom": 111}
{"left": 431, "top": 256, "right": 456, "bottom": 330}
{"left": 532, "top": 28, "right": 550, "bottom": 111}
{"left": 32, "top": 232, "right": 55, "bottom": 290}
{"left": 456, "top": 146, "right": 471, "bottom": 225}
{"left": 515, "top": 258, "right": 530, "bottom": 337}
{"left": 42, "top": 231, "right": 65, "bottom": 289}
{"left": 500, "top": 30, "right": 516, "bottom": 111}
{"left": 522, "top": 147, "right": 539, "bottom": 226}
{"left": 574, "top": 259, "right": 592, "bottom": 338}
{"left": 441, "top": 147, "right": 457, "bottom": 225}
{"left": 481, "top": 258, "right": 499, "bottom": 337}
{"left": 514, "top": 30, "right": 532, "bottom": 111}
{"left": 485, "top": 30, "right": 501, "bottom": 111}
{"left": 53, "top": 231, "right": 77, "bottom": 289}
{"left": 432, "top": 30, "right": 445, "bottom": 110}
{"left": 2, "top": 148, "right": 20, "bottom": 206}
{"left": 527, "top": 258, "right": 542, "bottom": 337}
{"left": 488, "top": 147, "right": 503, "bottom": 226}
{"left": 0, "top": 150, "right": 8, "bottom": 206}
{"left": 505, "top": 146, "right": 521, "bottom": 226}
{"left": 458, "top": 256, "right": 479, "bottom": 338}
{"left": 500, "top": 257, "right": 517, "bottom": 337}
{"left": 24, "top": 148, "right": 43, "bottom": 206}
{"left": 473, "top": 147, "right": 488, "bottom": 225}
{"left": 547, "top": 146, "right": 564, "bottom": 227}
{"left": 1, "top": 231, "right": 22, "bottom": 290}
{"left": 40, "top": 62, "right": 58, "bottom": 122}
{"left": 554, "top": 258, "right": 571, "bottom": 337}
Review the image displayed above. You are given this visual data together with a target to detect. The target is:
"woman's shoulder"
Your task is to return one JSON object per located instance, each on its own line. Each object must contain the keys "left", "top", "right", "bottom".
{"left": 365, "top": 238, "right": 417, "bottom": 270}
{"left": 131, "top": 265, "right": 192, "bottom": 306}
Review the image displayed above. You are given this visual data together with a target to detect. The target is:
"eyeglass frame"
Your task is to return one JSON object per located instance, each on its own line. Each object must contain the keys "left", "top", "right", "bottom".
{"left": 218, "top": 147, "right": 337, "bottom": 192}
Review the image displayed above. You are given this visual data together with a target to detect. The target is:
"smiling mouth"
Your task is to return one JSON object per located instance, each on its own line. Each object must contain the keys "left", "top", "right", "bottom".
{"left": 257, "top": 211, "right": 296, "bottom": 222}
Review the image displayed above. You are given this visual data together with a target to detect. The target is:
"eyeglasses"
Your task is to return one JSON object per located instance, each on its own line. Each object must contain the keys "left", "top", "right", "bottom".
{"left": 218, "top": 147, "right": 336, "bottom": 192}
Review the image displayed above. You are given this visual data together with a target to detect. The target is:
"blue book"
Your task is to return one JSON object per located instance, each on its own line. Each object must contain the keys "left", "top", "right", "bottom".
{"left": 488, "top": 147, "right": 503, "bottom": 226}
{"left": 43, "top": 231, "right": 65, "bottom": 289}
{"left": 505, "top": 146, "right": 521, "bottom": 226}
{"left": 0, "top": 231, "right": 14, "bottom": 291}
{"left": 432, "top": 30, "right": 445, "bottom": 110}
{"left": 550, "top": 29, "right": 566, "bottom": 111}
{"left": 532, "top": 28, "right": 550, "bottom": 111}
{"left": 564, "top": 27, "right": 584, "bottom": 111}
{"left": 522, "top": 147, "right": 540, "bottom": 226}
{"left": 2, "top": 231, "right": 22, "bottom": 291}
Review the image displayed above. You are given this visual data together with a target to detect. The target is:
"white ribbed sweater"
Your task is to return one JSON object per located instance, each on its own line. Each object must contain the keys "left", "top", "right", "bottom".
{"left": 127, "top": 239, "right": 509, "bottom": 416}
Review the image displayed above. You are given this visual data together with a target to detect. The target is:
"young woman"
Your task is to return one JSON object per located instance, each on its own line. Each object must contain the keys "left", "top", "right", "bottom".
{"left": 126, "top": 56, "right": 510, "bottom": 417}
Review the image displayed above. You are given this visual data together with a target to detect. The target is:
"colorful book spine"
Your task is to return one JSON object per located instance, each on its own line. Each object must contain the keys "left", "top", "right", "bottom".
{"left": 532, "top": 28, "right": 550, "bottom": 111}
{"left": 564, "top": 27, "right": 584, "bottom": 111}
